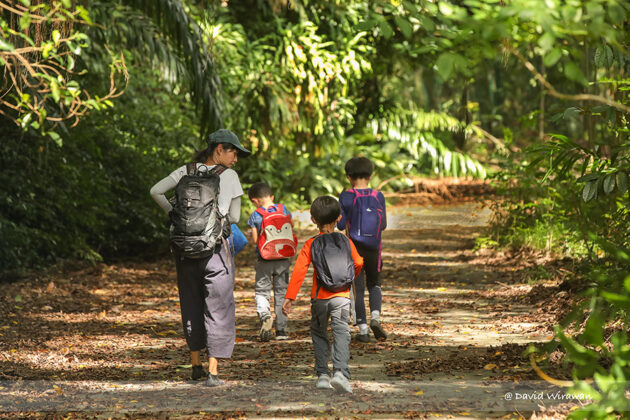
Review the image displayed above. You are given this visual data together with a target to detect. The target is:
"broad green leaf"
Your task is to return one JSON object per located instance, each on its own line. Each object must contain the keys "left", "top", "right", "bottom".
{"left": 50, "top": 80, "right": 60, "bottom": 103}
{"left": 436, "top": 53, "right": 455, "bottom": 81}
{"left": 394, "top": 16, "right": 413, "bottom": 39}
{"left": 555, "top": 328, "right": 599, "bottom": 366}
{"left": 564, "top": 61, "right": 588, "bottom": 86}
{"left": 600, "top": 291, "right": 630, "bottom": 311}
{"left": 544, "top": 48, "right": 562, "bottom": 67}
{"left": 607, "top": 1, "right": 626, "bottom": 24}
{"left": 594, "top": 45, "right": 614, "bottom": 68}
{"left": 577, "top": 173, "right": 599, "bottom": 182}
{"left": 438, "top": 2, "right": 453, "bottom": 16}
{"left": 19, "top": 13, "right": 31, "bottom": 30}
{"left": 378, "top": 20, "right": 394, "bottom": 39}
{"left": 52, "top": 29, "right": 61, "bottom": 45}
{"left": 48, "top": 131, "right": 63, "bottom": 147}
{"left": 583, "top": 311, "right": 604, "bottom": 346}
{"left": 0, "top": 38, "right": 14, "bottom": 51}
{"left": 603, "top": 173, "right": 616, "bottom": 195}
{"left": 582, "top": 179, "right": 597, "bottom": 202}
{"left": 356, "top": 19, "right": 378, "bottom": 32}
{"left": 617, "top": 172, "right": 628, "bottom": 194}
{"left": 538, "top": 32, "right": 555, "bottom": 52}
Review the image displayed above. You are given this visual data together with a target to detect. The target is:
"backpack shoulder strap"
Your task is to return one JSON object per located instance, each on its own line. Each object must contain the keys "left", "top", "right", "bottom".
{"left": 256, "top": 207, "right": 269, "bottom": 217}
{"left": 186, "top": 163, "right": 197, "bottom": 176}
{"left": 275, "top": 203, "right": 284, "bottom": 214}
{"left": 209, "top": 164, "right": 228, "bottom": 175}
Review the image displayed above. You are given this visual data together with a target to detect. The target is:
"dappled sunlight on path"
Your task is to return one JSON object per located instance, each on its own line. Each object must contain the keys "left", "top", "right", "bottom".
{"left": 0, "top": 202, "right": 576, "bottom": 418}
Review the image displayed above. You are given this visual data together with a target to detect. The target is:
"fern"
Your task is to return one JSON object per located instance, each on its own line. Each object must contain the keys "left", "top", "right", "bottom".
{"left": 369, "top": 108, "right": 486, "bottom": 178}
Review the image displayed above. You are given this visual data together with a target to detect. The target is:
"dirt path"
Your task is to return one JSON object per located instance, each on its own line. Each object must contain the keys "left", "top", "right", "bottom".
{"left": 0, "top": 202, "right": 580, "bottom": 419}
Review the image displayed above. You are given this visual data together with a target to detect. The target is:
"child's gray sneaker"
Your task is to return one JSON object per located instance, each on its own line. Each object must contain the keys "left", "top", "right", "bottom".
{"left": 330, "top": 371, "right": 352, "bottom": 394}
{"left": 275, "top": 330, "right": 289, "bottom": 340}
{"left": 316, "top": 374, "right": 331, "bottom": 389}
{"left": 260, "top": 314, "right": 273, "bottom": 342}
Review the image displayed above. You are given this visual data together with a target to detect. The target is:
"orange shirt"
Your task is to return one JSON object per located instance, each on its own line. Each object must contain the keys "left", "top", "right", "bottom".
{"left": 285, "top": 233, "right": 364, "bottom": 300}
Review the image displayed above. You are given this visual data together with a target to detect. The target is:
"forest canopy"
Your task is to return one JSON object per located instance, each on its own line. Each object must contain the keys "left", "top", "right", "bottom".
{"left": 2, "top": 1, "right": 630, "bottom": 417}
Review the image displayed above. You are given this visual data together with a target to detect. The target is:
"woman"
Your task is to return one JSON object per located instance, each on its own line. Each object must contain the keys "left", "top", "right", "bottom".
{"left": 150, "top": 129, "right": 250, "bottom": 386}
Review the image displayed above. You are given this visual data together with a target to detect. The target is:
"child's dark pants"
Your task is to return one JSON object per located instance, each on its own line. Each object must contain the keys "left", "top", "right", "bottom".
{"left": 354, "top": 244, "right": 383, "bottom": 325}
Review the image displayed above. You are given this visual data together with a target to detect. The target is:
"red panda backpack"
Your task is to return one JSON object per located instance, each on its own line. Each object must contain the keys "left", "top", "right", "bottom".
{"left": 256, "top": 204, "right": 298, "bottom": 259}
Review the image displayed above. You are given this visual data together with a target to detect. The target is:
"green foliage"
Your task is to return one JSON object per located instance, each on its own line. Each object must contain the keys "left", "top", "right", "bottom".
{"left": 0, "top": 67, "right": 198, "bottom": 269}
{"left": 0, "top": 1, "right": 124, "bottom": 138}
{"left": 87, "top": 0, "right": 224, "bottom": 134}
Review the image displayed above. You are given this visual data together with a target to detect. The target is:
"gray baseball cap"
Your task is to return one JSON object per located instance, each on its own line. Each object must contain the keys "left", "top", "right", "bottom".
{"left": 206, "top": 129, "right": 251, "bottom": 157}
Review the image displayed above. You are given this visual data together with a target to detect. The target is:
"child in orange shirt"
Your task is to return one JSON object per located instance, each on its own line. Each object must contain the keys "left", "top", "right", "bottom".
{"left": 282, "top": 196, "right": 363, "bottom": 393}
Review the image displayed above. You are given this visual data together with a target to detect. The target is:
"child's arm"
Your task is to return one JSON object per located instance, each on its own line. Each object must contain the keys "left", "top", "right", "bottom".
{"left": 378, "top": 191, "right": 387, "bottom": 231}
{"left": 337, "top": 193, "right": 349, "bottom": 231}
{"left": 348, "top": 240, "right": 364, "bottom": 277}
{"left": 283, "top": 239, "right": 313, "bottom": 315}
{"left": 250, "top": 226, "right": 259, "bottom": 244}
{"left": 247, "top": 212, "right": 259, "bottom": 243}
{"left": 281, "top": 298, "right": 293, "bottom": 316}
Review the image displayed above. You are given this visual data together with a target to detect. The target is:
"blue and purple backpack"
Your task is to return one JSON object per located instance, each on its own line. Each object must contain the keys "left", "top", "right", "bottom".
{"left": 346, "top": 188, "right": 384, "bottom": 250}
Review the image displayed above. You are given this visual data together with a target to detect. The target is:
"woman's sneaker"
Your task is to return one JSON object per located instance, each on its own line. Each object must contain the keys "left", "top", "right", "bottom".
{"left": 330, "top": 371, "right": 352, "bottom": 394}
{"left": 316, "top": 374, "right": 331, "bottom": 389}
{"left": 276, "top": 330, "right": 289, "bottom": 340}
{"left": 370, "top": 319, "right": 387, "bottom": 341}
{"left": 191, "top": 365, "right": 208, "bottom": 380}
{"left": 260, "top": 315, "right": 273, "bottom": 342}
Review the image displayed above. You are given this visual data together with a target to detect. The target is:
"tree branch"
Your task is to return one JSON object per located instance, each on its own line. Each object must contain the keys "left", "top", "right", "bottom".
{"left": 506, "top": 45, "right": 630, "bottom": 115}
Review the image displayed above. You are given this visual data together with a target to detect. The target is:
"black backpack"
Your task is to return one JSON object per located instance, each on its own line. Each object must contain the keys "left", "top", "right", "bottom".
{"left": 169, "top": 163, "right": 227, "bottom": 258}
{"left": 311, "top": 232, "right": 355, "bottom": 293}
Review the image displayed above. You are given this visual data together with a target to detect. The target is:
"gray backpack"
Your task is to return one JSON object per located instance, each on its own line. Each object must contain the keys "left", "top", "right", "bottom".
{"left": 169, "top": 163, "right": 227, "bottom": 258}
{"left": 311, "top": 232, "right": 355, "bottom": 293}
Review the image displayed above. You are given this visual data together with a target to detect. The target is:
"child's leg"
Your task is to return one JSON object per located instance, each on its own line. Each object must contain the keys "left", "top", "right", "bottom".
{"left": 310, "top": 299, "right": 331, "bottom": 377}
{"left": 362, "top": 247, "right": 383, "bottom": 318}
{"left": 353, "top": 269, "right": 367, "bottom": 324}
{"left": 272, "top": 259, "right": 291, "bottom": 332}
{"left": 329, "top": 296, "right": 351, "bottom": 379}
{"left": 254, "top": 259, "right": 273, "bottom": 320}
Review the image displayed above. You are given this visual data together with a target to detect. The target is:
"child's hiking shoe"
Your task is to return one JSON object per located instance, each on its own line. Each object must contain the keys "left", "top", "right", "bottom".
{"left": 205, "top": 374, "right": 225, "bottom": 387}
{"left": 316, "top": 374, "right": 332, "bottom": 389}
{"left": 260, "top": 315, "right": 273, "bottom": 342}
{"left": 355, "top": 333, "right": 370, "bottom": 343}
{"left": 370, "top": 319, "right": 387, "bottom": 341}
{"left": 330, "top": 371, "right": 352, "bottom": 394}
{"left": 191, "top": 365, "right": 208, "bottom": 380}
{"left": 275, "top": 330, "right": 289, "bottom": 340}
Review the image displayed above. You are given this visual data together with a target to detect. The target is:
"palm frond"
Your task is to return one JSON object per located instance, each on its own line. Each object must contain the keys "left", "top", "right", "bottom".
{"left": 369, "top": 108, "right": 486, "bottom": 178}
{"left": 89, "top": 0, "right": 223, "bottom": 135}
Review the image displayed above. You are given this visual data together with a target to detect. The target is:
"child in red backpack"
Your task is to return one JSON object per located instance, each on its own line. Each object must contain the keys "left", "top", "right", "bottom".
{"left": 337, "top": 157, "right": 388, "bottom": 343}
{"left": 248, "top": 182, "right": 298, "bottom": 341}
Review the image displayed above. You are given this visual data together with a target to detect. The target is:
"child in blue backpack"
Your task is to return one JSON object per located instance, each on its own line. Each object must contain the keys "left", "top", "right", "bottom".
{"left": 337, "top": 157, "right": 388, "bottom": 342}
{"left": 247, "top": 182, "right": 297, "bottom": 342}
